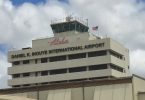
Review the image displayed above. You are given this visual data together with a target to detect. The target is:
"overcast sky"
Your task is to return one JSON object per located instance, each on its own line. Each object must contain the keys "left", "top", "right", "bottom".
{"left": 0, "top": 0, "right": 145, "bottom": 89}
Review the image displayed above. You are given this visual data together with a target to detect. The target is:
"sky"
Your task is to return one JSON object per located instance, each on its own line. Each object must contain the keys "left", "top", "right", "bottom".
{"left": 0, "top": 0, "right": 145, "bottom": 89}
{"left": 11, "top": 0, "right": 46, "bottom": 5}
{"left": 11, "top": 0, "right": 69, "bottom": 5}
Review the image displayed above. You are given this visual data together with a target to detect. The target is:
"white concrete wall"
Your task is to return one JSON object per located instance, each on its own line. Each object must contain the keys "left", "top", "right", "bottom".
{"left": 138, "top": 93, "right": 145, "bottom": 100}
{"left": 0, "top": 94, "right": 36, "bottom": 100}
{"left": 132, "top": 76, "right": 145, "bottom": 100}
{"left": 8, "top": 69, "right": 112, "bottom": 85}
{"left": 8, "top": 55, "right": 111, "bottom": 74}
{"left": 93, "top": 84, "right": 132, "bottom": 100}
{"left": 47, "top": 89, "right": 71, "bottom": 100}
{"left": 0, "top": 83, "right": 133, "bottom": 100}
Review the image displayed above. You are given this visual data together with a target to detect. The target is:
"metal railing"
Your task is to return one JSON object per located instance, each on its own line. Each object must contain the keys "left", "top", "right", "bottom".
{"left": 51, "top": 17, "right": 88, "bottom": 26}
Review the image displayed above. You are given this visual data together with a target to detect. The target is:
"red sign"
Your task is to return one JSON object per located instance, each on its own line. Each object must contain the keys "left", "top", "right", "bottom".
{"left": 48, "top": 37, "right": 69, "bottom": 45}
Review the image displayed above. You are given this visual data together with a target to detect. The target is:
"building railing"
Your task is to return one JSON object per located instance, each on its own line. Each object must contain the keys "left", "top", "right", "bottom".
{"left": 51, "top": 17, "right": 88, "bottom": 26}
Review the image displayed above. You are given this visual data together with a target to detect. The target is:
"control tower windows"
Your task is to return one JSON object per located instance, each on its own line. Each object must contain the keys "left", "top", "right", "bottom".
{"left": 51, "top": 21, "right": 89, "bottom": 34}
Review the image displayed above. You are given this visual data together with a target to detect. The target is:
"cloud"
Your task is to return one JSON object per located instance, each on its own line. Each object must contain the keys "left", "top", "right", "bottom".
{"left": 0, "top": 51, "right": 11, "bottom": 89}
{"left": 0, "top": 0, "right": 67, "bottom": 48}
{"left": 0, "top": 75, "right": 10, "bottom": 89}
{"left": 130, "top": 49, "right": 145, "bottom": 77}
{"left": 69, "top": 0, "right": 145, "bottom": 76}
{"left": 0, "top": 52, "right": 8, "bottom": 77}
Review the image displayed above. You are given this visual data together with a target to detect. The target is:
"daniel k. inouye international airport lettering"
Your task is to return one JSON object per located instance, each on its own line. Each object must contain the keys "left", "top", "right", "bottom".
{"left": 11, "top": 42, "right": 105, "bottom": 59}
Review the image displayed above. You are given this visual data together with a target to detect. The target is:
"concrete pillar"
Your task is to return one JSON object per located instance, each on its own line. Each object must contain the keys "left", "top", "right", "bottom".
{"left": 107, "top": 64, "right": 111, "bottom": 69}
{"left": 107, "top": 50, "right": 110, "bottom": 55}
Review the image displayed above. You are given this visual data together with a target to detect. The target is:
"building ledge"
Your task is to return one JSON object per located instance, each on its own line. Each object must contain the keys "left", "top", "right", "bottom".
{"left": 0, "top": 77, "right": 132, "bottom": 94}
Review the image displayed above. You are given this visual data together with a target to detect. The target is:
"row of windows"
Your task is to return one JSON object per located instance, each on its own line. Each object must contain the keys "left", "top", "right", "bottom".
{"left": 110, "top": 64, "right": 124, "bottom": 72}
{"left": 12, "top": 64, "right": 124, "bottom": 79}
{"left": 12, "top": 50, "right": 123, "bottom": 66}
{"left": 13, "top": 60, "right": 29, "bottom": 65}
{"left": 110, "top": 50, "right": 124, "bottom": 60}
{"left": 13, "top": 73, "right": 30, "bottom": 78}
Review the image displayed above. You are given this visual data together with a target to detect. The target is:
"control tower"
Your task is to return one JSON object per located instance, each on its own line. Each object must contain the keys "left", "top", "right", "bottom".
{"left": 51, "top": 16, "right": 89, "bottom": 36}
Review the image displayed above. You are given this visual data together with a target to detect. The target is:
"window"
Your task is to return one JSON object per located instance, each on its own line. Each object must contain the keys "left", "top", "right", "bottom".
{"left": 88, "top": 51, "right": 106, "bottom": 57}
{"left": 49, "top": 55, "right": 66, "bottom": 62}
{"left": 35, "top": 59, "right": 38, "bottom": 64}
{"left": 41, "top": 82, "right": 48, "bottom": 85}
{"left": 23, "top": 60, "right": 29, "bottom": 64}
{"left": 69, "top": 67, "right": 86, "bottom": 73}
{"left": 23, "top": 73, "right": 30, "bottom": 77}
{"left": 13, "top": 74, "right": 20, "bottom": 78}
{"left": 110, "top": 64, "right": 124, "bottom": 72}
{"left": 35, "top": 72, "right": 38, "bottom": 76}
{"left": 110, "top": 50, "right": 123, "bottom": 60}
{"left": 41, "top": 71, "right": 48, "bottom": 76}
{"left": 13, "top": 85, "right": 20, "bottom": 88}
{"left": 69, "top": 79, "right": 87, "bottom": 82}
{"left": 68, "top": 53, "right": 86, "bottom": 60}
{"left": 89, "top": 76, "right": 108, "bottom": 80}
{"left": 12, "top": 61, "right": 20, "bottom": 65}
{"left": 50, "top": 80, "right": 67, "bottom": 84}
{"left": 41, "top": 58, "right": 48, "bottom": 63}
{"left": 23, "top": 84, "right": 30, "bottom": 87}
{"left": 50, "top": 69, "right": 67, "bottom": 75}
{"left": 89, "top": 64, "right": 107, "bottom": 70}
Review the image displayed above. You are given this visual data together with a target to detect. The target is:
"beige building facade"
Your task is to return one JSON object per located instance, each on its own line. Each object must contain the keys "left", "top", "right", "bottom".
{"left": 7, "top": 18, "right": 130, "bottom": 87}
{"left": 0, "top": 75, "right": 145, "bottom": 100}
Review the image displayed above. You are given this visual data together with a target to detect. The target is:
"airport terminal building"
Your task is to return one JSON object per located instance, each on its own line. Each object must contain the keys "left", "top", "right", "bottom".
{"left": 0, "top": 17, "right": 145, "bottom": 100}
{"left": 7, "top": 17, "right": 129, "bottom": 87}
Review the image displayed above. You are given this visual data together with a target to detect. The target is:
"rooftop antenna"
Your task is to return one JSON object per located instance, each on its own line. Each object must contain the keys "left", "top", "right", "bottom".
{"left": 65, "top": 13, "right": 74, "bottom": 22}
